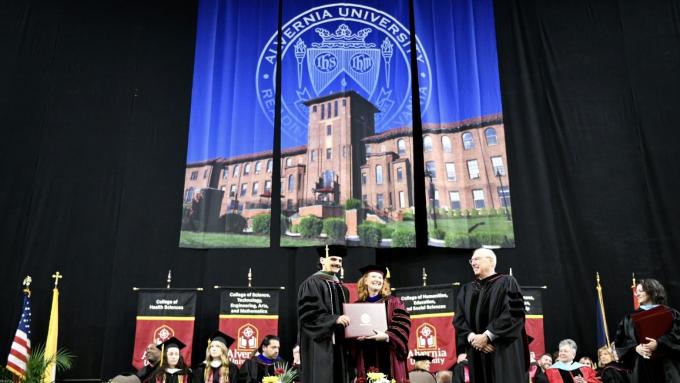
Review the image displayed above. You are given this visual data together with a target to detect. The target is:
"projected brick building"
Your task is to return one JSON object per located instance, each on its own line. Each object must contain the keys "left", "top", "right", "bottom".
{"left": 183, "top": 91, "right": 510, "bottom": 220}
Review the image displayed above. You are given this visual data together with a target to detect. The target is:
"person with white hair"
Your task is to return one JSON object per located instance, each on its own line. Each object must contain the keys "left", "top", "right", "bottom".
{"left": 545, "top": 339, "right": 600, "bottom": 383}
{"left": 453, "top": 248, "right": 530, "bottom": 383}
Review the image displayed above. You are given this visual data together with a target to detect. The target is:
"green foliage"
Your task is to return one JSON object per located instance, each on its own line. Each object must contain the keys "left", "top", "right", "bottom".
{"left": 251, "top": 214, "right": 289, "bottom": 234}
{"left": 344, "top": 198, "right": 362, "bottom": 210}
{"left": 358, "top": 223, "right": 382, "bottom": 247}
{"left": 24, "top": 344, "right": 75, "bottom": 383}
{"left": 323, "top": 218, "right": 347, "bottom": 242}
{"left": 444, "top": 232, "right": 474, "bottom": 248}
{"left": 223, "top": 213, "right": 247, "bottom": 233}
{"left": 289, "top": 224, "right": 299, "bottom": 233}
{"left": 299, "top": 216, "right": 323, "bottom": 238}
{"left": 430, "top": 227, "right": 446, "bottom": 240}
{"left": 469, "top": 208, "right": 480, "bottom": 217}
{"left": 478, "top": 208, "right": 489, "bottom": 216}
{"left": 0, "top": 365, "right": 13, "bottom": 381}
{"left": 401, "top": 210, "right": 414, "bottom": 221}
{"left": 392, "top": 227, "right": 416, "bottom": 247}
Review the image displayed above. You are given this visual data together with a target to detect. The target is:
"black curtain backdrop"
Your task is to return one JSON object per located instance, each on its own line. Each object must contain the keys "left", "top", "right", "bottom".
{"left": 2, "top": 0, "right": 680, "bottom": 378}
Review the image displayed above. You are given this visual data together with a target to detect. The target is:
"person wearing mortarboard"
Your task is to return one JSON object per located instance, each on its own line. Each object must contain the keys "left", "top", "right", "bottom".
{"left": 297, "top": 245, "right": 353, "bottom": 383}
{"left": 352, "top": 264, "right": 411, "bottom": 383}
{"left": 408, "top": 355, "right": 436, "bottom": 383}
{"left": 151, "top": 337, "right": 192, "bottom": 383}
{"left": 194, "top": 331, "right": 237, "bottom": 383}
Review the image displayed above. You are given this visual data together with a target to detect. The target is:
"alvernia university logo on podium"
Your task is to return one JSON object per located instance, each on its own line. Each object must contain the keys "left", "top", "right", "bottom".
{"left": 256, "top": 3, "right": 432, "bottom": 141}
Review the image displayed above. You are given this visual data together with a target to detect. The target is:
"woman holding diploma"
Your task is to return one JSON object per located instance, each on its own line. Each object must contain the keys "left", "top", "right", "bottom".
{"left": 352, "top": 265, "right": 411, "bottom": 383}
{"left": 613, "top": 279, "right": 680, "bottom": 382}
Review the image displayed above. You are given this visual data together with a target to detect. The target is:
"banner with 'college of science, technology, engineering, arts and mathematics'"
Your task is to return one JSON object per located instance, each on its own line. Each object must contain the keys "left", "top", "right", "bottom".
{"left": 218, "top": 288, "right": 281, "bottom": 366}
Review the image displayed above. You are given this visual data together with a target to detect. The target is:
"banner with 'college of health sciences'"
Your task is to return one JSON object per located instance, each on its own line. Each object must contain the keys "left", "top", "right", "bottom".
{"left": 396, "top": 286, "right": 458, "bottom": 370}
{"left": 522, "top": 287, "right": 545, "bottom": 356}
{"left": 218, "top": 288, "right": 280, "bottom": 366}
{"left": 132, "top": 291, "right": 197, "bottom": 369}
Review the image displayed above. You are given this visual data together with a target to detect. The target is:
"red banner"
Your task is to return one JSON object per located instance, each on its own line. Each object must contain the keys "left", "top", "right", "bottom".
{"left": 522, "top": 287, "right": 545, "bottom": 356}
{"left": 132, "top": 291, "right": 197, "bottom": 369}
{"left": 395, "top": 285, "right": 458, "bottom": 371}
{"left": 217, "top": 288, "right": 281, "bottom": 366}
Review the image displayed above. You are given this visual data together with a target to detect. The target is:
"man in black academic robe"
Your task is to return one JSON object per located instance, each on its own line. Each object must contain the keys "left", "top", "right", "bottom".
{"left": 297, "top": 245, "right": 352, "bottom": 383}
{"left": 136, "top": 343, "right": 162, "bottom": 382}
{"left": 453, "top": 248, "right": 529, "bottom": 383}
{"left": 237, "top": 335, "right": 285, "bottom": 383}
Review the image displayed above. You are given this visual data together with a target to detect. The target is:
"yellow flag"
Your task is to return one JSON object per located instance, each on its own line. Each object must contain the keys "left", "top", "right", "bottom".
{"left": 43, "top": 287, "right": 59, "bottom": 383}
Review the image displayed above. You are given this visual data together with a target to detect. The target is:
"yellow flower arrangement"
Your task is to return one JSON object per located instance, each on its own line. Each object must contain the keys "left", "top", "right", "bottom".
{"left": 261, "top": 377, "right": 279, "bottom": 383}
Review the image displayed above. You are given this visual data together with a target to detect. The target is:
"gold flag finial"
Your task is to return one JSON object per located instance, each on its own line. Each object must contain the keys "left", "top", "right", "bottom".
{"left": 339, "top": 267, "right": 344, "bottom": 281}
{"left": 23, "top": 276, "right": 32, "bottom": 297}
{"left": 248, "top": 268, "right": 253, "bottom": 288}
{"left": 422, "top": 267, "right": 428, "bottom": 287}
{"left": 325, "top": 244, "right": 330, "bottom": 258}
{"left": 51, "top": 271, "right": 63, "bottom": 288}
{"left": 166, "top": 270, "right": 172, "bottom": 289}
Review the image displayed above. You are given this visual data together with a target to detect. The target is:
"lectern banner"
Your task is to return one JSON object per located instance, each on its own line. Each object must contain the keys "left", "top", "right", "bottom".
{"left": 396, "top": 285, "right": 457, "bottom": 370}
{"left": 522, "top": 287, "right": 545, "bottom": 356}
{"left": 132, "top": 291, "right": 197, "bottom": 369}
{"left": 218, "top": 288, "right": 281, "bottom": 366}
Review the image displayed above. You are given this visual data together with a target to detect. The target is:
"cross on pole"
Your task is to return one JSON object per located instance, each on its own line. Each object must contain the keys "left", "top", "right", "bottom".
{"left": 52, "top": 271, "right": 63, "bottom": 288}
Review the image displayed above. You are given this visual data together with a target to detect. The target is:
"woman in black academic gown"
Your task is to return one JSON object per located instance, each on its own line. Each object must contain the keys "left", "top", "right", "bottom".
{"left": 194, "top": 331, "right": 238, "bottom": 383}
{"left": 152, "top": 337, "right": 192, "bottom": 383}
{"left": 596, "top": 346, "right": 631, "bottom": 383}
{"left": 613, "top": 279, "right": 680, "bottom": 383}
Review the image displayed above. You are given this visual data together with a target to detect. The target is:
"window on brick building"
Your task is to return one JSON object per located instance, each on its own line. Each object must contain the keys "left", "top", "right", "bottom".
{"left": 434, "top": 189, "right": 440, "bottom": 208}
{"left": 397, "top": 139, "right": 406, "bottom": 155}
{"left": 376, "top": 165, "right": 384, "bottom": 185}
{"left": 310, "top": 150, "right": 316, "bottom": 162}
{"left": 399, "top": 191, "right": 405, "bottom": 208}
{"left": 334, "top": 100, "right": 338, "bottom": 117}
{"left": 491, "top": 156, "right": 505, "bottom": 176}
{"left": 423, "top": 135, "right": 433, "bottom": 152}
{"left": 463, "top": 132, "right": 474, "bottom": 150}
{"left": 286, "top": 158, "right": 293, "bottom": 167}
{"left": 396, "top": 167, "right": 403, "bottom": 182}
{"left": 288, "top": 175, "right": 294, "bottom": 192}
{"left": 233, "top": 164, "right": 240, "bottom": 177}
{"left": 442, "top": 136, "right": 452, "bottom": 153}
{"left": 252, "top": 182, "right": 259, "bottom": 196}
{"left": 498, "top": 186, "right": 511, "bottom": 207}
{"left": 362, "top": 172, "right": 367, "bottom": 185}
{"left": 376, "top": 194, "right": 384, "bottom": 210}
{"left": 467, "top": 160, "right": 480, "bottom": 179}
{"left": 222, "top": 167, "right": 228, "bottom": 179}
{"left": 426, "top": 161, "right": 436, "bottom": 178}
{"left": 255, "top": 161, "right": 262, "bottom": 174}
{"left": 321, "top": 104, "right": 325, "bottom": 119}
{"left": 184, "top": 187, "right": 194, "bottom": 203}
{"left": 312, "top": 105, "right": 317, "bottom": 113}
{"left": 203, "top": 169, "right": 209, "bottom": 179}
{"left": 244, "top": 163, "right": 251, "bottom": 175}
{"left": 267, "top": 160, "right": 273, "bottom": 173}
{"left": 473, "top": 189, "right": 485, "bottom": 209}
{"left": 446, "top": 163, "right": 456, "bottom": 181}
{"left": 449, "top": 191, "right": 461, "bottom": 210}
{"left": 240, "top": 183, "right": 248, "bottom": 197}
{"left": 264, "top": 181, "right": 271, "bottom": 193}
{"left": 326, "top": 148, "right": 332, "bottom": 159}
{"left": 485, "top": 128, "right": 498, "bottom": 145}
{"left": 327, "top": 125, "right": 332, "bottom": 136}
{"left": 190, "top": 171, "right": 198, "bottom": 180}
{"left": 230, "top": 185, "right": 236, "bottom": 197}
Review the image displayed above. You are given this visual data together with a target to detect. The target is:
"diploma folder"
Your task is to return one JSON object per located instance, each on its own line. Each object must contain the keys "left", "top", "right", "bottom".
{"left": 343, "top": 303, "right": 388, "bottom": 338}
{"left": 631, "top": 305, "right": 673, "bottom": 359}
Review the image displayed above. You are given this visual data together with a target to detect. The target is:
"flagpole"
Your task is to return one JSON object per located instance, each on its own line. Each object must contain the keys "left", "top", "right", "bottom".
{"left": 44, "top": 272, "right": 62, "bottom": 383}
{"left": 596, "top": 272, "right": 611, "bottom": 348}
{"left": 6, "top": 276, "right": 33, "bottom": 379}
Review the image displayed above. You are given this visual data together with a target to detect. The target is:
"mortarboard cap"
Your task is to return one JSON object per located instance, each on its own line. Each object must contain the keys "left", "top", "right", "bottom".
{"left": 208, "top": 330, "right": 235, "bottom": 348}
{"left": 358, "top": 264, "right": 388, "bottom": 277}
{"left": 412, "top": 355, "right": 433, "bottom": 362}
{"left": 316, "top": 245, "right": 347, "bottom": 258}
{"left": 159, "top": 337, "right": 186, "bottom": 350}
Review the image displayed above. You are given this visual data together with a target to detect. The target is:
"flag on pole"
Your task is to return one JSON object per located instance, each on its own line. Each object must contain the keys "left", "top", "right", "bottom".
{"left": 6, "top": 277, "right": 33, "bottom": 379}
{"left": 595, "top": 272, "right": 610, "bottom": 348}
{"left": 43, "top": 272, "right": 62, "bottom": 383}
{"left": 632, "top": 273, "right": 640, "bottom": 310}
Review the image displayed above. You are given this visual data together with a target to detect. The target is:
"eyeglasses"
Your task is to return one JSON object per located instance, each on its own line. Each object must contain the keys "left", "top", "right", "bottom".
{"left": 468, "top": 256, "right": 491, "bottom": 264}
